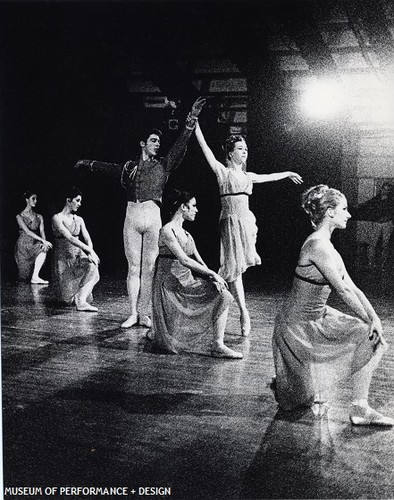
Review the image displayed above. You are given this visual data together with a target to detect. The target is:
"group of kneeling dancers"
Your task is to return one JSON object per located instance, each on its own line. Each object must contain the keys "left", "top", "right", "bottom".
{"left": 14, "top": 97, "right": 393, "bottom": 426}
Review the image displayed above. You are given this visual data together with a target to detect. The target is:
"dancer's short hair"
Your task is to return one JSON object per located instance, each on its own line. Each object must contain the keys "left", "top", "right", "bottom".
{"left": 140, "top": 128, "right": 163, "bottom": 143}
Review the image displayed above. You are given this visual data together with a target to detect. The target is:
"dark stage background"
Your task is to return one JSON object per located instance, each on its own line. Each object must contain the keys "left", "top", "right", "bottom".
{"left": 0, "top": 1, "right": 349, "bottom": 287}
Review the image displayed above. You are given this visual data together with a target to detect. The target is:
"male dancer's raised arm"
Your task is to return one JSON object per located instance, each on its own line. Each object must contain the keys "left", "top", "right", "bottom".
{"left": 74, "top": 96, "right": 206, "bottom": 178}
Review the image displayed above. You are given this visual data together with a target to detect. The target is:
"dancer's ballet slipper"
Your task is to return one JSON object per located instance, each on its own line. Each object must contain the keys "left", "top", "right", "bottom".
{"left": 121, "top": 314, "right": 138, "bottom": 328}
{"left": 31, "top": 277, "right": 49, "bottom": 285}
{"left": 139, "top": 315, "right": 152, "bottom": 328}
{"left": 211, "top": 344, "right": 243, "bottom": 359}
{"left": 350, "top": 405, "right": 394, "bottom": 427}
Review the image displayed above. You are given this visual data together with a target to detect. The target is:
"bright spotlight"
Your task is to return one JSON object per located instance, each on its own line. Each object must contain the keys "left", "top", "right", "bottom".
{"left": 368, "top": 82, "right": 394, "bottom": 123}
{"left": 300, "top": 79, "right": 346, "bottom": 119}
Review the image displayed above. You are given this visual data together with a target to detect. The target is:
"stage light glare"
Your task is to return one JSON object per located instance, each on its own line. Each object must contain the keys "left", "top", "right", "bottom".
{"left": 301, "top": 80, "right": 346, "bottom": 119}
{"left": 369, "top": 84, "right": 394, "bottom": 122}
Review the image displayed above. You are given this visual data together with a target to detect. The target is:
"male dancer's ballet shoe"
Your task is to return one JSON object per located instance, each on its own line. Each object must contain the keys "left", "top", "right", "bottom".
{"left": 31, "top": 277, "right": 49, "bottom": 285}
{"left": 121, "top": 314, "right": 138, "bottom": 328}
{"left": 139, "top": 315, "right": 152, "bottom": 328}
{"left": 240, "top": 313, "right": 251, "bottom": 337}
{"left": 76, "top": 302, "right": 98, "bottom": 312}
{"left": 211, "top": 344, "right": 243, "bottom": 359}
{"left": 349, "top": 405, "right": 394, "bottom": 427}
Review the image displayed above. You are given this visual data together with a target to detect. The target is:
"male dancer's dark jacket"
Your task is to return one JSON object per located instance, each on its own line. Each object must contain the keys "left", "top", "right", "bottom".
{"left": 76, "top": 117, "right": 196, "bottom": 202}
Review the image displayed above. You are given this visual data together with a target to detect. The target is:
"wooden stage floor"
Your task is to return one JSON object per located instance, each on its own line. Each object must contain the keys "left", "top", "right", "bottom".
{"left": 2, "top": 277, "right": 394, "bottom": 499}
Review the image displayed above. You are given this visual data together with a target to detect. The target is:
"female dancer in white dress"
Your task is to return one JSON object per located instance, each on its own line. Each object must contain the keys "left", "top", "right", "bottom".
{"left": 52, "top": 187, "right": 100, "bottom": 311}
{"left": 15, "top": 191, "right": 52, "bottom": 283}
{"left": 195, "top": 121, "right": 302, "bottom": 336}
{"left": 150, "top": 189, "right": 243, "bottom": 359}
{"left": 273, "top": 184, "right": 393, "bottom": 426}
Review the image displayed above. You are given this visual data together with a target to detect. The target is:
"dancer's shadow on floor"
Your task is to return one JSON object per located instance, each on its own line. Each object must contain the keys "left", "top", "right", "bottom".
{"left": 241, "top": 407, "right": 343, "bottom": 499}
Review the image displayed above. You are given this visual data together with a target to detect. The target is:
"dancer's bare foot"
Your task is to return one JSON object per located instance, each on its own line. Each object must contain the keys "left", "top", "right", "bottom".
{"left": 121, "top": 314, "right": 138, "bottom": 328}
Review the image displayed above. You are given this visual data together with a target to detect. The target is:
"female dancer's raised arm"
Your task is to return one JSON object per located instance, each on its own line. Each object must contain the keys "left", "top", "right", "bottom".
{"left": 194, "top": 121, "right": 226, "bottom": 177}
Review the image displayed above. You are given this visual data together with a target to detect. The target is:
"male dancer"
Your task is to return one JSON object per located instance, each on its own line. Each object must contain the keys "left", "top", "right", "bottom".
{"left": 75, "top": 97, "right": 205, "bottom": 328}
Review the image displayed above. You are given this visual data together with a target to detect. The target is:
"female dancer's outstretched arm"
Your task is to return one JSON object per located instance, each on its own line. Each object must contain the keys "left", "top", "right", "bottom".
{"left": 247, "top": 171, "right": 303, "bottom": 184}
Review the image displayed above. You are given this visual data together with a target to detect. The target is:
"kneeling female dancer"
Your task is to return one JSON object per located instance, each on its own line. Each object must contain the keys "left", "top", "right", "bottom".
{"left": 51, "top": 186, "right": 100, "bottom": 311}
{"left": 195, "top": 121, "right": 302, "bottom": 336}
{"left": 273, "top": 184, "right": 393, "bottom": 426}
{"left": 15, "top": 191, "right": 52, "bottom": 283}
{"left": 149, "top": 189, "right": 243, "bottom": 359}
